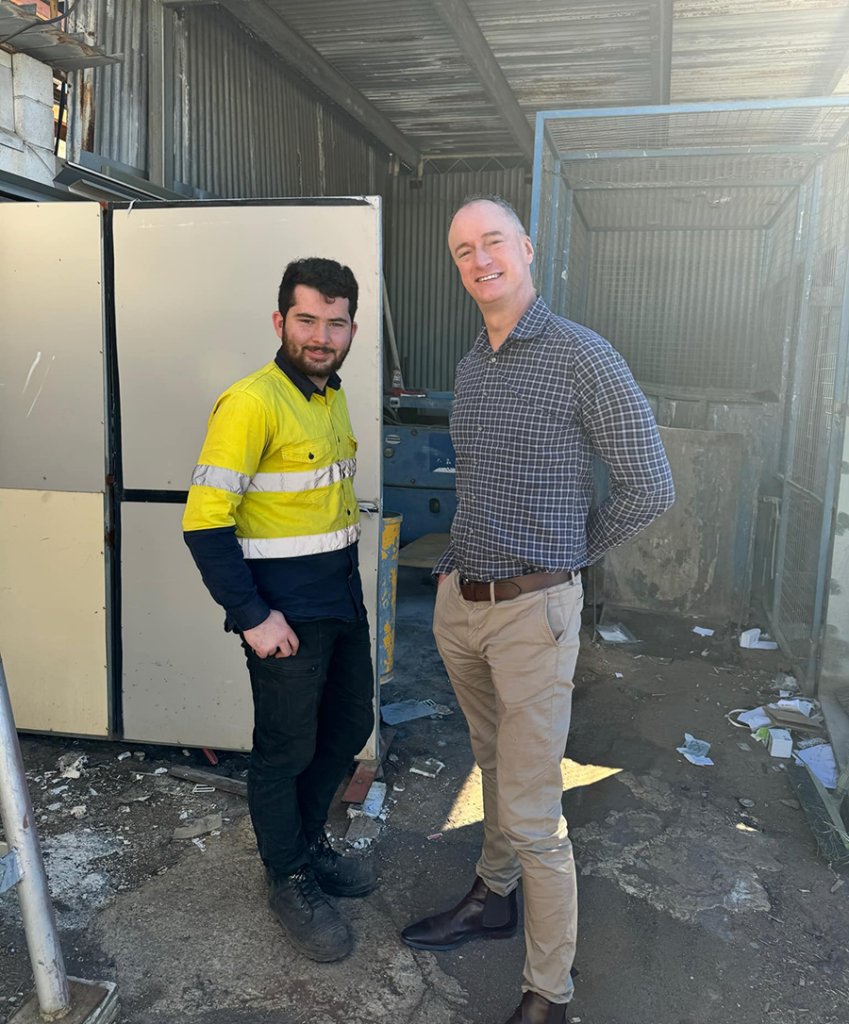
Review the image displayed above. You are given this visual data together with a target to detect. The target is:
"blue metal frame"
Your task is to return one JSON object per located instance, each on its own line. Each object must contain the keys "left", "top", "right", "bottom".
{"left": 535, "top": 96, "right": 849, "bottom": 122}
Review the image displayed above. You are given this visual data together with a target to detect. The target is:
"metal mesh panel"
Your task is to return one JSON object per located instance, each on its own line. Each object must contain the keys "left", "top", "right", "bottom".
{"left": 583, "top": 229, "right": 764, "bottom": 389}
{"left": 758, "top": 192, "right": 803, "bottom": 397}
{"left": 546, "top": 102, "right": 849, "bottom": 156}
{"left": 791, "top": 148, "right": 849, "bottom": 495}
{"left": 564, "top": 154, "right": 815, "bottom": 189}
{"left": 576, "top": 185, "right": 795, "bottom": 230}
{"left": 775, "top": 146, "right": 849, "bottom": 677}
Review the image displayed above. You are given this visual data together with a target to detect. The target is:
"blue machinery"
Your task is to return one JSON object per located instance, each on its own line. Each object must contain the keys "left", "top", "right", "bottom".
{"left": 383, "top": 391, "right": 457, "bottom": 547}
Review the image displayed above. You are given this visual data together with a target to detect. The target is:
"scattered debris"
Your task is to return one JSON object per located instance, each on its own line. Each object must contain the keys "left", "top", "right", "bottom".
{"left": 676, "top": 734, "right": 714, "bottom": 766}
{"left": 117, "top": 787, "right": 152, "bottom": 804}
{"left": 739, "top": 628, "right": 777, "bottom": 651}
{"left": 781, "top": 799, "right": 801, "bottom": 810}
{"left": 173, "top": 812, "right": 223, "bottom": 840}
{"left": 132, "top": 752, "right": 146, "bottom": 762}
{"left": 693, "top": 626, "right": 715, "bottom": 637}
{"left": 380, "top": 698, "right": 453, "bottom": 725}
{"left": 49, "top": 784, "right": 69, "bottom": 795}
{"left": 167, "top": 765, "right": 248, "bottom": 797}
{"left": 117, "top": 752, "right": 132, "bottom": 761}
{"left": 427, "top": 833, "right": 443, "bottom": 840}
{"left": 410, "top": 758, "right": 445, "bottom": 778}
{"left": 729, "top": 706, "right": 771, "bottom": 731}
{"left": 796, "top": 743, "right": 838, "bottom": 789}
{"left": 57, "top": 753, "right": 87, "bottom": 779}
{"left": 737, "top": 742, "right": 752, "bottom": 752}
{"left": 596, "top": 622, "right": 640, "bottom": 644}
{"left": 738, "top": 798, "right": 755, "bottom": 809}
{"left": 69, "top": 805, "right": 87, "bottom": 819}
{"left": 392, "top": 781, "right": 406, "bottom": 793}
{"left": 358, "top": 781, "right": 387, "bottom": 819}
{"left": 47, "top": 802, "right": 62, "bottom": 811}
{"left": 614, "top": 672, "right": 624, "bottom": 679}
{"left": 193, "top": 784, "right": 216, "bottom": 794}
{"left": 153, "top": 767, "right": 168, "bottom": 775}
{"left": 831, "top": 879, "right": 845, "bottom": 894}
{"left": 192, "top": 837, "right": 206, "bottom": 852}
{"left": 346, "top": 815, "right": 380, "bottom": 847}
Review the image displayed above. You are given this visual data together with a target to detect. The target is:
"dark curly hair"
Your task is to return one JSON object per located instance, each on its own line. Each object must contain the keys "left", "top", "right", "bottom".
{"left": 278, "top": 257, "right": 359, "bottom": 322}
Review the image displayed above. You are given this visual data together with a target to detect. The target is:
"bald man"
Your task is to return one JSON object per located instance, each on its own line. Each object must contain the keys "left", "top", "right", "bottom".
{"left": 400, "top": 196, "right": 674, "bottom": 1023}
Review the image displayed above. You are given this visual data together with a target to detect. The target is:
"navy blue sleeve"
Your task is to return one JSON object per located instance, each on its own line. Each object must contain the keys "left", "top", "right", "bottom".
{"left": 183, "top": 526, "right": 271, "bottom": 632}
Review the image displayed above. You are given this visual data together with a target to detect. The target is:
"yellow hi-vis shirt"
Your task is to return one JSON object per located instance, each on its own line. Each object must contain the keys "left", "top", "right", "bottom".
{"left": 182, "top": 361, "right": 360, "bottom": 557}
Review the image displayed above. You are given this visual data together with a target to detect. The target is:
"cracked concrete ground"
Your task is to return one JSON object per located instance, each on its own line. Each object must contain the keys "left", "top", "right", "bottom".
{"left": 2, "top": 568, "right": 849, "bottom": 1024}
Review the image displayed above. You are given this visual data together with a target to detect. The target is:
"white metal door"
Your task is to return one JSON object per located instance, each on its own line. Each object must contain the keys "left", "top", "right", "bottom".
{"left": 111, "top": 200, "right": 382, "bottom": 754}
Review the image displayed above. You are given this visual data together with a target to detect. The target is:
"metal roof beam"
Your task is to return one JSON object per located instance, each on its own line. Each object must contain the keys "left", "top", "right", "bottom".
{"left": 429, "top": 0, "right": 535, "bottom": 162}
{"left": 649, "top": 0, "right": 673, "bottom": 105}
{"left": 217, "top": 0, "right": 420, "bottom": 170}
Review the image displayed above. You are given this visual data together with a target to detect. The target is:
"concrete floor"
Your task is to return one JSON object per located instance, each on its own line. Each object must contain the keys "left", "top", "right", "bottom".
{"left": 2, "top": 568, "right": 848, "bottom": 1024}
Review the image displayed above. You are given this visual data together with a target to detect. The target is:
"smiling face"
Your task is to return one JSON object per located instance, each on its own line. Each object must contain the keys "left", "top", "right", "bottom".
{"left": 271, "top": 284, "right": 357, "bottom": 386}
{"left": 448, "top": 200, "right": 535, "bottom": 312}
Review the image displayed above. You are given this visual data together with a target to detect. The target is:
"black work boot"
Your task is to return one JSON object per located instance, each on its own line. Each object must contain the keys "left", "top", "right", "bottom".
{"left": 502, "top": 991, "right": 570, "bottom": 1024}
{"left": 309, "top": 832, "right": 378, "bottom": 897}
{"left": 267, "top": 865, "right": 352, "bottom": 962}
{"left": 400, "top": 875, "right": 518, "bottom": 950}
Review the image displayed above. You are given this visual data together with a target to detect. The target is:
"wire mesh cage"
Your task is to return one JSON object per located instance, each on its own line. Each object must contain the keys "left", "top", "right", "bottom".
{"left": 530, "top": 99, "right": 849, "bottom": 686}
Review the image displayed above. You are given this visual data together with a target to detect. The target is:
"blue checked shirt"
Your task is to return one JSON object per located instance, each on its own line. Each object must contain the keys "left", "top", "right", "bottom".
{"left": 434, "top": 297, "right": 674, "bottom": 581}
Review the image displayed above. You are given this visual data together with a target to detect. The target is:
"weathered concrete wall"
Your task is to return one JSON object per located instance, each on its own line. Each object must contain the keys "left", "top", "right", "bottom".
{"left": 604, "top": 427, "right": 752, "bottom": 621}
{"left": 0, "top": 50, "right": 56, "bottom": 185}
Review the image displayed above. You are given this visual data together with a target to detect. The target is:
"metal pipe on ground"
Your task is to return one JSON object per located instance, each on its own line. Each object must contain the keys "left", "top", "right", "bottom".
{"left": 0, "top": 655, "right": 119, "bottom": 1024}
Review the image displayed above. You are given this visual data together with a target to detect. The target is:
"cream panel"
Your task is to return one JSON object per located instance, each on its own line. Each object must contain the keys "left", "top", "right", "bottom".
{"left": 0, "top": 203, "right": 105, "bottom": 493}
{"left": 0, "top": 489, "right": 109, "bottom": 735}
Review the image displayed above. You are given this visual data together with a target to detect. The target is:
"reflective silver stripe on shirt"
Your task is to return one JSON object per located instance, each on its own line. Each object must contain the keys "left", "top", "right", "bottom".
{"left": 191, "top": 464, "right": 251, "bottom": 494}
{"left": 238, "top": 523, "right": 361, "bottom": 559}
{"left": 247, "top": 458, "right": 356, "bottom": 494}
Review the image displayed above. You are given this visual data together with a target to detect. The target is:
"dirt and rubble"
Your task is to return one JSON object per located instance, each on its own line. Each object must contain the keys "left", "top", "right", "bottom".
{"left": 1, "top": 570, "right": 848, "bottom": 1024}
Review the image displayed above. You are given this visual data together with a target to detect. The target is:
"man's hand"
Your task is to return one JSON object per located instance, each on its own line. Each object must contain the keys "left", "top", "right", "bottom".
{"left": 243, "top": 610, "right": 300, "bottom": 659}
{"left": 437, "top": 574, "right": 448, "bottom": 588}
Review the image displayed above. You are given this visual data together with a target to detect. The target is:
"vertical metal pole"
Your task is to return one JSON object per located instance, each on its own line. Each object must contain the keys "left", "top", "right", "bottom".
{"left": 529, "top": 111, "right": 547, "bottom": 251}
{"left": 559, "top": 183, "right": 574, "bottom": 317}
{"left": 0, "top": 655, "right": 70, "bottom": 1018}
{"left": 772, "top": 166, "right": 822, "bottom": 651}
{"left": 542, "top": 160, "right": 561, "bottom": 304}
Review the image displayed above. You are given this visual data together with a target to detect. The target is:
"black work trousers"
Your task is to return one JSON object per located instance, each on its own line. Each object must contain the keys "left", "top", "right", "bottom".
{"left": 242, "top": 616, "right": 374, "bottom": 878}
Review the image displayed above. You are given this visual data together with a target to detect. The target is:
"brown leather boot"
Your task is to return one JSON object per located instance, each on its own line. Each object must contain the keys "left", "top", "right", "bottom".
{"left": 502, "top": 991, "right": 570, "bottom": 1024}
{"left": 400, "top": 875, "right": 518, "bottom": 950}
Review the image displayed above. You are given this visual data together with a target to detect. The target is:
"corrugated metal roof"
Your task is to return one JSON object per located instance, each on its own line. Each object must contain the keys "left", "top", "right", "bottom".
{"left": 673, "top": 0, "right": 849, "bottom": 101}
{"left": 254, "top": 0, "right": 849, "bottom": 157}
{"left": 270, "top": 0, "right": 515, "bottom": 154}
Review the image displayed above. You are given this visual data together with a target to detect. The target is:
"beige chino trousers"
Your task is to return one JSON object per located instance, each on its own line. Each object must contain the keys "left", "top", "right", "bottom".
{"left": 432, "top": 570, "right": 583, "bottom": 1004}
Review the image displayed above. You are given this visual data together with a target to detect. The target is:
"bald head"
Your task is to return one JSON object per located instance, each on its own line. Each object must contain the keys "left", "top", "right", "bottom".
{"left": 448, "top": 196, "right": 535, "bottom": 317}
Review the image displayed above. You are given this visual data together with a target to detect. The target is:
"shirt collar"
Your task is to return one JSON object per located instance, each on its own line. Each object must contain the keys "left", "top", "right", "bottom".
{"left": 274, "top": 345, "right": 342, "bottom": 401}
{"left": 473, "top": 295, "right": 552, "bottom": 353}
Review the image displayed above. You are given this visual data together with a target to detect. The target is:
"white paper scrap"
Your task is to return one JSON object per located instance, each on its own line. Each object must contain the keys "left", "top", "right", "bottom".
{"left": 693, "top": 627, "right": 715, "bottom": 637}
{"left": 796, "top": 743, "right": 838, "bottom": 789}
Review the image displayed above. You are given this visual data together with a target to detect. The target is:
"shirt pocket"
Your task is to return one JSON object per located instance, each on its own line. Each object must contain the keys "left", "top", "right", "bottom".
{"left": 278, "top": 437, "right": 333, "bottom": 471}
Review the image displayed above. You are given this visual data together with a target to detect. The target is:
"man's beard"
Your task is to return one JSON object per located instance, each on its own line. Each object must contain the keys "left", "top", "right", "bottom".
{"left": 280, "top": 330, "right": 351, "bottom": 380}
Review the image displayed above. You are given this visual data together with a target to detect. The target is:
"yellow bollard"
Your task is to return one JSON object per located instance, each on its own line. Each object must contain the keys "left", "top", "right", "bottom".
{"left": 378, "top": 512, "right": 403, "bottom": 685}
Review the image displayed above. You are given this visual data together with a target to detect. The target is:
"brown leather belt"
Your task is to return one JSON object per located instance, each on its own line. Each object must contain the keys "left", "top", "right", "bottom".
{"left": 458, "top": 570, "right": 576, "bottom": 603}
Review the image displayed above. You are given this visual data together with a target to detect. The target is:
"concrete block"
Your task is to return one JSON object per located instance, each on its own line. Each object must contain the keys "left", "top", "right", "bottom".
{"left": 14, "top": 95, "right": 54, "bottom": 150}
{"left": 0, "top": 142, "right": 26, "bottom": 178}
{"left": 0, "top": 64, "right": 13, "bottom": 133}
{"left": 12, "top": 51, "right": 54, "bottom": 103}
{"left": 0, "top": 126, "right": 24, "bottom": 152}
{"left": 24, "top": 142, "right": 57, "bottom": 185}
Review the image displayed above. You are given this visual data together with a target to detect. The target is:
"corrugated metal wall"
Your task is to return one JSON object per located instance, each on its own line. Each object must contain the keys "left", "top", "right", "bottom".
{"left": 384, "top": 167, "right": 531, "bottom": 391}
{"left": 583, "top": 229, "right": 765, "bottom": 390}
{"left": 67, "top": 0, "right": 387, "bottom": 198}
